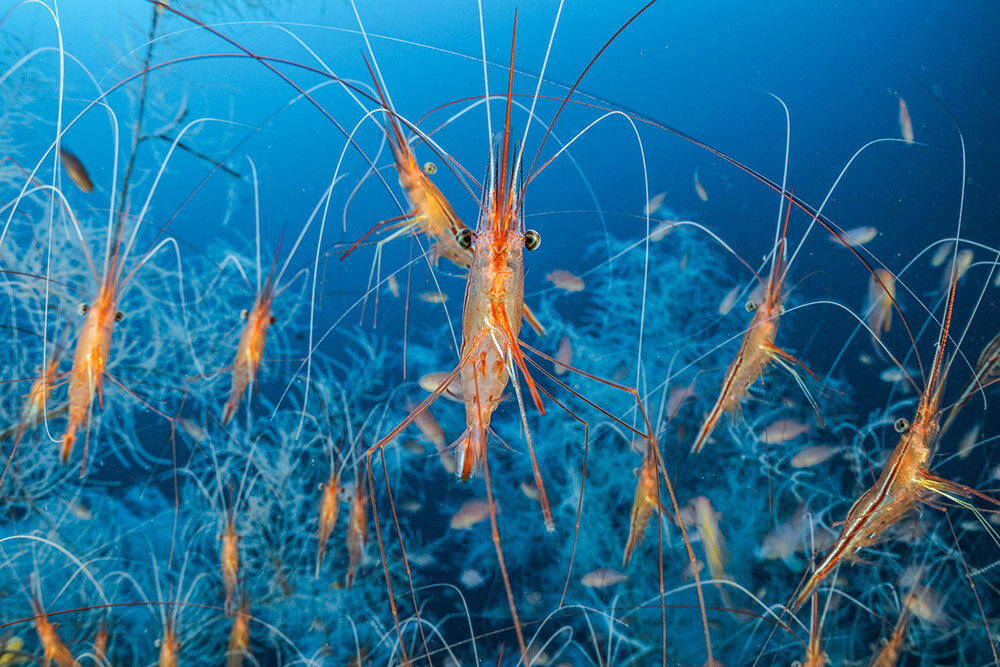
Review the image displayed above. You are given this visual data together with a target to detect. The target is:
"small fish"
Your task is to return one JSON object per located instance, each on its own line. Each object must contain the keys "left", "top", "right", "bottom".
{"left": 581, "top": 567, "right": 627, "bottom": 588}
{"left": 68, "top": 501, "right": 92, "bottom": 520}
{"left": 649, "top": 220, "right": 676, "bottom": 242}
{"left": 645, "top": 191, "right": 666, "bottom": 216}
{"left": 759, "top": 507, "right": 806, "bottom": 561}
{"left": 387, "top": 274, "right": 400, "bottom": 298}
{"left": 418, "top": 291, "right": 448, "bottom": 303}
{"left": 957, "top": 423, "right": 980, "bottom": 460}
{"left": 940, "top": 249, "right": 973, "bottom": 292}
{"left": 833, "top": 226, "right": 878, "bottom": 247}
{"left": 520, "top": 480, "right": 540, "bottom": 501}
{"left": 418, "top": 371, "right": 463, "bottom": 401}
{"left": 401, "top": 500, "right": 422, "bottom": 513}
{"left": 460, "top": 569, "right": 485, "bottom": 588}
{"left": 450, "top": 499, "right": 494, "bottom": 530}
{"left": 58, "top": 147, "right": 94, "bottom": 193}
{"left": 400, "top": 439, "right": 424, "bottom": 455}
{"left": 718, "top": 286, "right": 741, "bottom": 316}
{"left": 880, "top": 367, "right": 906, "bottom": 383}
{"left": 865, "top": 269, "right": 896, "bottom": 338}
{"left": 409, "top": 400, "right": 453, "bottom": 473}
{"left": 422, "top": 161, "right": 437, "bottom": 175}
{"left": 545, "top": 269, "right": 585, "bottom": 292}
{"left": 178, "top": 416, "right": 207, "bottom": 442}
{"left": 687, "top": 496, "right": 730, "bottom": 605}
{"left": 859, "top": 353, "right": 875, "bottom": 365}
{"left": 898, "top": 96, "right": 914, "bottom": 144}
{"left": 760, "top": 419, "right": 811, "bottom": 445}
{"left": 931, "top": 242, "right": 952, "bottom": 268}
{"left": 790, "top": 445, "right": 838, "bottom": 469}
{"left": 693, "top": 166, "right": 708, "bottom": 202}
{"left": 666, "top": 378, "right": 698, "bottom": 420}
{"left": 554, "top": 334, "right": 572, "bottom": 376}
{"left": 904, "top": 587, "right": 948, "bottom": 628}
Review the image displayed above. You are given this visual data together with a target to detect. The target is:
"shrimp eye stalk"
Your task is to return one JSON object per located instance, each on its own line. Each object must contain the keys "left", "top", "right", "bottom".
{"left": 455, "top": 228, "right": 473, "bottom": 250}
{"left": 525, "top": 229, "right": 541, "bottom": 251}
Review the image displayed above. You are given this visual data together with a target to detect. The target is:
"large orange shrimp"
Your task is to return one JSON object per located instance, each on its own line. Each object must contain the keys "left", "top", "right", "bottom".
{"left": 339, "top": 48, "right": 547, "bottom": 337}
{"left": 792, "top": 246, "right": 999, "bottom": 611}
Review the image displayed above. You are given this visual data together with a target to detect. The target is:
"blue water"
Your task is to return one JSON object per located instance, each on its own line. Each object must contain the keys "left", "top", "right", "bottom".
{"left": 0, "top": 1, "right": 998, "bottom": 664}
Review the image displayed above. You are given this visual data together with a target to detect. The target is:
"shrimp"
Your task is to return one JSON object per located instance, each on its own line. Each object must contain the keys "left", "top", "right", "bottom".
{"left": 868, "top": 602, "right": 911, "bottom": 667}
{"left": 622, "top": 444, "right": 662, "bottom": 567}
{"left": 227, "top": 595, "right": 252, "bottom": 667}
{"left": 220, "top": 507, "right": 240, "bottom": 616}
{"left": 315, "top": 465, "right": 342, "bottom": 578}
{"left": 30, "top": 594, "right": 79, "bottom": 667}
{"left": 340, "top": 52, "right": 548, "bottom": 337}
{"left": 157, "top": 617, "right": 179, "bottom": 667}
{"left": 1, "top": 349, "right": 62, "bottom": 486}
{"left": 61, "top": 228, "right": 128, "bottom": 470}
{"left": 345, "top": 465, "right": 368, "bottom": 589}
{"left": 692, "top": 189, "right": 819, "bottom": 454}
{"left": 221, "top": 286, "right": 275, "bottom": 426}
{"left": 792, "top": 249, "right": 999, "bottom": 610}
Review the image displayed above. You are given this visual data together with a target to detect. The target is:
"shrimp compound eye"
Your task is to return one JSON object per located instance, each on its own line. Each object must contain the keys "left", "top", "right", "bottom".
{"left": 524, "top": 229, "right": 541, "bottom": 251}
{"left": 269, "top": 315, "right": 277, "bottom": 325}
{"left": 77, "top": 303, "right": 88, "bottom": 315}
{"left": 455, "top": 228, "right": 473, "bottom": 250}
{"left": 115, "top": 311, "right": 124, "bottom": 322}
{"left": 894, "top": 417, "right": 910, "bottom": 433}
{"left": 240, "top": 309, "right": 249, "bottom": 320}
{"left": 423, "top": 161, "right": 437, "bottom": 175}
{"left": 745, "top": 300, "right": 758, "bottom": 312}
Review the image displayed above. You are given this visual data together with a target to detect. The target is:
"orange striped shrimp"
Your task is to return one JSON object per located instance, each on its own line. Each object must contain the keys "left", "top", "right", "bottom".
{"left": 622, "top": 444, "right": 662, "bottom": 567}
{"left": 691, "top": 190, "right": 817, "bottom": 454}
{"left": 353, "top": 7, "right": 719, "bottom": 663}
{"left": 315, "top": 436, "right": 351, "bottom": 577}
{"left": 792, "top": 240, "right": 1000, "bottom": 611}
{"left": 157, "top": 617, "right": 179, "bottom": 667}
{"left": 345, "top": 463, "right": 368, "bottom": 589}
{"left": 868, "top": 601, "right": 911, "bottom": 667}
{"left": 29, "top": 592, "right": 79, "bottom": 667}
{"left": 60, "top": 221, "right": 130, "bottom": 470}
{"left": 340, "top": 47, "right": 547, "bottom": 337}
{"left": 226, "top": 594, "right": 252, "bottom": 667}
{"left": 1, "top": 344, "right": 63, "bottom": 486}
{"left": 219, "top": 160, "right": 315, "bottom": 426}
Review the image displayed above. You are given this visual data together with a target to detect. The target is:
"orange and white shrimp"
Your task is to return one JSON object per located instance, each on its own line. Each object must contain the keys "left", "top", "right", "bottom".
{"left": 227, "top": 594, "right": 252, "bottom": 667}
{"left": 792, "top": 243, "right": 1000, "bottom": 610}
{"left": 316, "top": 435, "right": 356, "bottom": 577}
{"left": 29, "top": 593, "right": 79, "bottom": 667}
{"left": 691, "top": 191, "right": 819, "bottom": 454}
{"left": 345, "top": 464, "right": 368, "bottom": 589}
{"left": 339, "top": 43, "right": 547, "bottom": 337}
{"left": 622, "top": 443, "right": 663, "bottom": 567}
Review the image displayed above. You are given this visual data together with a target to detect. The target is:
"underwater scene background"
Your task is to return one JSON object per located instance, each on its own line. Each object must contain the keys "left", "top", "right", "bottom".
{"left": 1, "top": 0, "right": 999, "bottom": 664}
